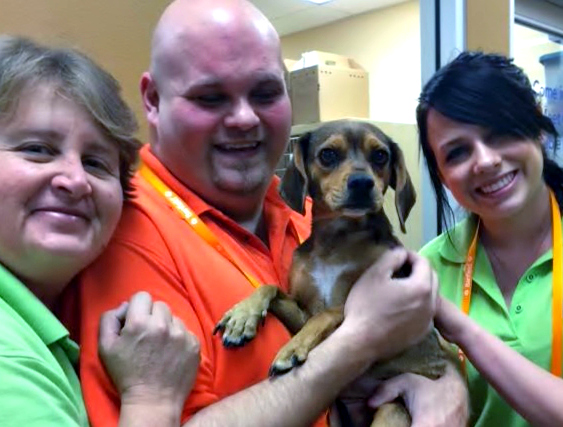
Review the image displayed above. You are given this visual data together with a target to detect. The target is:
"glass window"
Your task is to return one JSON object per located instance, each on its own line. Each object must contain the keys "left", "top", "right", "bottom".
{"left": 513, "top": 23, "right": 563, "bottom": 162}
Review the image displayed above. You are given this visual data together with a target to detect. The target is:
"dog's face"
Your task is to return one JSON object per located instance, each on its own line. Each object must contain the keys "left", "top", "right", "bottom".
{"left": 280, "top": 120, "right": 416, "bottom": 232}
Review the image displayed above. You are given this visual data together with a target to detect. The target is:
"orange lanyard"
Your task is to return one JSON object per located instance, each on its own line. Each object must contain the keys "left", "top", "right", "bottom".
{"left": 460, "top": 189, "right": 562, "bottom": 376}
{"left": 139, "top": 163, "right": 264, "bottom": 288}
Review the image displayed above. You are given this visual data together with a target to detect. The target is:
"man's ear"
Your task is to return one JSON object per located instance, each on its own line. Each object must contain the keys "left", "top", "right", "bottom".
{"left": 140, "top": 72, "right": 160, "bottom": 128}
{"left": 390, "top": 141, "right": 416, "bottom": 233}
{"left": 279, "top": 132, "right": 311, "bottom": 215}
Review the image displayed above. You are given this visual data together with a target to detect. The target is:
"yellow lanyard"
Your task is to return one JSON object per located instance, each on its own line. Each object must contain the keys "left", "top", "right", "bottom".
{"left": 139, "top": 163, "right": 264, "bottom": 288}
{"left": 460, "top": 189, "right": 562, "bottom": 376}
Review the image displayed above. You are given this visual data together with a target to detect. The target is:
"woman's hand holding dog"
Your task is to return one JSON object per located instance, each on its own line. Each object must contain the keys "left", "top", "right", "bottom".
{"left": 342, "top": 248, "right": 438, "bottom": 363}
{"left": 98, "top": 291, "right": 200, "bottom": 426}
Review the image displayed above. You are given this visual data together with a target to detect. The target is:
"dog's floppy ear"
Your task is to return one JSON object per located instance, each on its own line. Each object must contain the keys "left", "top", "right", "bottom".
{"left": 279, "top": 132, "right": 310, "bottom": 215}
{"left": 389, "top": 141, "right": 416, "bottom": 233}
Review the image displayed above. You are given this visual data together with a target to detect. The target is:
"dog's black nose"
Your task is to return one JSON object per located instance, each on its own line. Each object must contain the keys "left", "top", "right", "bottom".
{"left": 347, "top": 174, "right": 374, "bottom": 192}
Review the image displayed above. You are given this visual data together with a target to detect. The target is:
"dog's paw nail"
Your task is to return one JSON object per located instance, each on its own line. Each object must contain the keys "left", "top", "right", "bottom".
{"left": 269, "top": 360, "right": 293, "bottom": 377}
{"left": 269, "top": 366, "right": 282, "bottom": 377}
{"left": 290, "top": 354, "right": 303, "bottom": 367}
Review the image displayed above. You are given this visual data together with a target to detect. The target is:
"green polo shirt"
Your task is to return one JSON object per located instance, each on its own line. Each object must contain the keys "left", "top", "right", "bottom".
{"left": 421, "top": 217, "right": 556, "bottom": 427}
{"left": 0, "top": 263, "right": 88, "bottom": 426}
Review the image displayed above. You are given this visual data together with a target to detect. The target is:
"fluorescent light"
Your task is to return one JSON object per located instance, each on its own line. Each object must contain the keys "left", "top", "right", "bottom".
{"left": 303, "top": 0, "right": 334, "bottom": 4}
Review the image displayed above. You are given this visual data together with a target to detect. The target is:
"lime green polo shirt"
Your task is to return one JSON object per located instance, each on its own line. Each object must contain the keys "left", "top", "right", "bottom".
{"left": 421, "top": 217, "right": 556, "bottom": 427}
{"left": 0, "top": 263, "right": 88, "bottom": 426}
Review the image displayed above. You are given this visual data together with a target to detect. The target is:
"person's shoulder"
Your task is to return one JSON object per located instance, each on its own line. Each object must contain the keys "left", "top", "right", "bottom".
{"left": 0, "top": 297, "right": 54, "bottom": 366}
{"left": 0, "top": 307, "right": 86, "bottom": 426}
{"left": 111, "top": 175, "right": 176, "bottom": 244}
{"left": 419, "top": 231, "right": 449, "bottom": 259}
{"left": 419, "top": 218, "right": 475, "bottom": 264}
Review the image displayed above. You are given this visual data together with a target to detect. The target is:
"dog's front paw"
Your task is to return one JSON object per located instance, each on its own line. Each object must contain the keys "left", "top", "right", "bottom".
{"left": 269, "top": 340, "right": 310, "bottom": 376}
{"left": 213, "top": 295, "right": 271, "bottom": 348}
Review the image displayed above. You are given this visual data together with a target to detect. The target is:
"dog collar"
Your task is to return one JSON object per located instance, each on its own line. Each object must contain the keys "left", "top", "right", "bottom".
{"left": 460, "top": 189, "right": 562, "bottom": 376}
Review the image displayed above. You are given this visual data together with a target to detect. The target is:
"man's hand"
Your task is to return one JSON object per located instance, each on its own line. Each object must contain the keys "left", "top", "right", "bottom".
{"left": 98, "top": 291, "right": 200, "bottom": 419}
{"left": 368, "top": 363, "right": 469, "bottom": 427}
{"left": 342, "top": 248, "right": 438, "bottom": 362}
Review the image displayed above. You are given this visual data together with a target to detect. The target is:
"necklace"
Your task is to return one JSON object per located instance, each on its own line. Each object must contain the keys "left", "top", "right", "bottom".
{"left": 460, "top": 189, "right": 562, "bottom": 376}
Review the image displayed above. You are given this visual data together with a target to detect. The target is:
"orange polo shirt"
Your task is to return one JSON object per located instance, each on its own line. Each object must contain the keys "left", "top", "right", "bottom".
{"left": 66, "top": 145, "right": 328, "bottom": 425}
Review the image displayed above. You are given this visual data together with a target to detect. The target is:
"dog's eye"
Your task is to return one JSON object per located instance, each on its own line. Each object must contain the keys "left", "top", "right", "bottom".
{"left": 370, "top": 150, "right": 389, "bottom": 166}
{"left": 318, "top": 148, "right": 340, "bottom": 168}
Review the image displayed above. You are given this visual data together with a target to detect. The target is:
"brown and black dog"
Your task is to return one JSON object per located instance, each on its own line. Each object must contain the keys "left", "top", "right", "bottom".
{"left": 214, "top": 120, "right": 447, "bottom": 426}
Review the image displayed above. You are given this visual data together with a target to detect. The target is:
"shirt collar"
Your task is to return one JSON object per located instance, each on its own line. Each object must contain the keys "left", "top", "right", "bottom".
{"left": 0, "top": 263, "right": 71, "bottom": 348}
{"left": 437, "top": 217, "right": 479, "bottom": 264}
{"left": 139, "top": 144, "right": 296, "bottom": 221}
{"left": 437, "top": 215, "right": 556, "bottom": 267}
{"left": 139, "top": 145, "right": 211, "bottom": 217}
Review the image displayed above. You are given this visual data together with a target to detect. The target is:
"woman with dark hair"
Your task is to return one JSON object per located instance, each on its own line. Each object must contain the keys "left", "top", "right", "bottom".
{"left": 417, "top": 51, "right": 563, "bottom": 426}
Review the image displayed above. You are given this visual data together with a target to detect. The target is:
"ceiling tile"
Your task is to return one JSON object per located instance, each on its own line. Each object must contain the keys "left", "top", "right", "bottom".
{"left": 326, "top": 0, "right": 407, "bottom": 14}
{"left": 271, "top": 5, "right": 350, "bottom": 36}
{"left": 250, "top": 0, "right": 312, "bottom": 20}
{"left": 252, "top": 0, "right": 410, "bottom": 36}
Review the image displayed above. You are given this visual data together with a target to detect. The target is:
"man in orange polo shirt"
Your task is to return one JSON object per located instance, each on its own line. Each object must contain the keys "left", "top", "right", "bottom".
{"left": 68, "top": 0, "right": 467, "bottom": 425}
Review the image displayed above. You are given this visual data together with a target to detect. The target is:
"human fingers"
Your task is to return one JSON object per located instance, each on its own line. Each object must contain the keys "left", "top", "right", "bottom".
{"left": 399, "top": 252, "right": 433, "bottom": 284}
{"left": 152, "top": 300, "right": 173, "bottom": 325}
{"left": 98, "top": 301, "right": 129, "bottom": 352}
{"left": 434, "top": 296, "right": 466, "bottom": 343}
{"left": 365, "top": 247, "right": 410, "bottom": 280}
{"left": 123, "top": 291, "right": 153, "bottom": 329}
{"left": 367, "top": 374, "right": 410, "bottom": 408}
{"left": 172, "top": 316, "right": 201, "bottom": 390}
{"left": 172, "top": 316, "right": 200, "bottom": 351}
{"left": 397, "top": 253, "right": 437, "bottom": 311}
{"left": 430, "top": 268, "right": 439, "bottom": 314}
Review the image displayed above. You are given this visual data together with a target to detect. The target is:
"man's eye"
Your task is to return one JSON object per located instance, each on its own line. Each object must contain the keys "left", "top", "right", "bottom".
{"left": 193, "top": 94, "right": 227, "bottom": 107}
{"left": 318, "top": 148, "right": 340, "bottom": 168}
{"left": 370, "top": 149, "right": 389, "bottom": 166}
{"left": 251, "top": 89, "right": 281, "bottom": 104}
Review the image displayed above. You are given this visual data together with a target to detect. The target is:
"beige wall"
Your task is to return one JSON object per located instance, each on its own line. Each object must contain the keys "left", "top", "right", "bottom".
{"left": 466, "top": 0, "right": 511, "bottom": 56}
{"left": 0, "top": 0, "right": 170, "bottom": 140}
{"left": 375, "top": 122, "right": 422, "bottom": 251}
{"left": 281, "top": 0, "right": 420, "bottom": 126}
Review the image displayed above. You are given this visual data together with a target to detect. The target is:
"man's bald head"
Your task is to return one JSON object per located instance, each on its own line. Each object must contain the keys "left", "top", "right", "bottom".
{"left": 150, "top": 0, "right": 282, "bottom": 83}
{"left": 139, "top": 0, "right": 291, "bottom": 223}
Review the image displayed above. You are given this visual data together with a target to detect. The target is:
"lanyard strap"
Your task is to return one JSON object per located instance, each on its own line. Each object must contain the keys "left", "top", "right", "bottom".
{"left": 552, "top": 190, "right": 562, "bottom": 376}
{"left": 139, "top": 163, "right": 263, "bottom": 289}
{"left": 461, "top": 189, "right": 562, "bottom": 376}
{"left": 458, "top": 221, "right": 480, "bottom": 371}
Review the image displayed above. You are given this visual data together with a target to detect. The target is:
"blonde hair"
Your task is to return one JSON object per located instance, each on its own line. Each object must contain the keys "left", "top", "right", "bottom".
{"left": 0, "top": 35, "right": 142, "bottom": 198}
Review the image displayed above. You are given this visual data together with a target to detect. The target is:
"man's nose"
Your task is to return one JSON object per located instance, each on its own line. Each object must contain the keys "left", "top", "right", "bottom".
{"left": 51, "top": 156, "right": 92, "bottom": 198}
{"left": 473, "top": 141, "right": 501, "bottom": 174}
{"left": 224, "top": 98, "right": 260, "bottom": 131}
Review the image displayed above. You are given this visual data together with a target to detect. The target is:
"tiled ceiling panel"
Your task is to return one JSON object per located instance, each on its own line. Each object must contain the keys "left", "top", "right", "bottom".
{"left": 251, "top": 0, "right": 409, "bottom": 35}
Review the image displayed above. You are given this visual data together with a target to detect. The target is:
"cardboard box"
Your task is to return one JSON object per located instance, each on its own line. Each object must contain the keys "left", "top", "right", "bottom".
{"left": 289, "top": 51, "right": 369, "bottom": 125}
